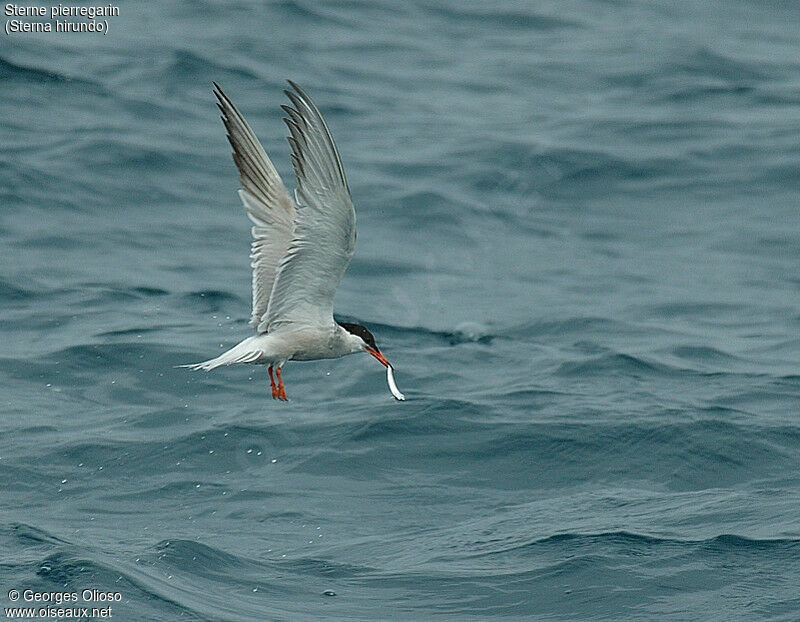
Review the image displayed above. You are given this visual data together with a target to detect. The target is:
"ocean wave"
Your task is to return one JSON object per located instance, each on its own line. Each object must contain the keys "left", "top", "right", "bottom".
{"left": 165, "top": 49, "right": 260, "bottom": 83}
{"left": 0, "top": 56, "right": 92, "bottom": 84}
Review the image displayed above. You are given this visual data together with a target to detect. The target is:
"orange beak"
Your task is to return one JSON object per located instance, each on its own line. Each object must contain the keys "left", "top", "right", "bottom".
{"left": 366, "top": 347, "right": 390, "bottom": 368}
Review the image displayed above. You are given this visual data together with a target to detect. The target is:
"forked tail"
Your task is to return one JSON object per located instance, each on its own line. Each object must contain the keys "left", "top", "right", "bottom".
{"left": 179, "top": 342, "right": 263, "bottom": 371}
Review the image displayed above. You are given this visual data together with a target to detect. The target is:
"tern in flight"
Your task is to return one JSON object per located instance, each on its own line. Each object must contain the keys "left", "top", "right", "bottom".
{"left": 183, "top": 81, "right": 404, "bottom": 401}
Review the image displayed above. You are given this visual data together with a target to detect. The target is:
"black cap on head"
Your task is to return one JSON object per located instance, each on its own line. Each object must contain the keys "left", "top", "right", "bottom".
{"left": 337, "top": 321, "right": 378, "bottom": 350}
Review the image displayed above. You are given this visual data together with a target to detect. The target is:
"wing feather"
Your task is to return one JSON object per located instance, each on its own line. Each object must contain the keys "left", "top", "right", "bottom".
{"left": 213, "top": 83, "right": 297, "bottom": 332}
{"left": 263, "top": 82, "right": 356, "bottom": 331}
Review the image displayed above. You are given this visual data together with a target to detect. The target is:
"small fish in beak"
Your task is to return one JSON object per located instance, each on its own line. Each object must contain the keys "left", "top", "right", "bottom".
{"left": 367, "top": 347, "right": 405, "bottom": 400}
{"left": 386, "top": 364, "right": 405, "bottom": 401}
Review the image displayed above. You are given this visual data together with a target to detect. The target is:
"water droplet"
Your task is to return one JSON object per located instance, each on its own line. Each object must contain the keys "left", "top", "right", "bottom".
{"left": 323, "top": 590, "right": 336, "bottom": 597}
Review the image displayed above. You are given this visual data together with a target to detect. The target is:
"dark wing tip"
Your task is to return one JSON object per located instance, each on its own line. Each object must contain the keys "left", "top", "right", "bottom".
{"left": 212, "top": 82, "right": 227, "bottom": 103}
{"left": 286, "top": 80, "right": 315, "bottom": 105}
{"left": 213, "top": 83, "right": 232, "bottom": 110}
{"left": 281, "top": 79, "right": 350, "bottom": 194}
{"left": 280, "top": 104, "right": 302, "bottom": 124}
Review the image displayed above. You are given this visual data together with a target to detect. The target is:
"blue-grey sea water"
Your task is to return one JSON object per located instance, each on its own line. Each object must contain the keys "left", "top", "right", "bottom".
{"left": 2, "top": 1, "right": 800, "bottom": 619}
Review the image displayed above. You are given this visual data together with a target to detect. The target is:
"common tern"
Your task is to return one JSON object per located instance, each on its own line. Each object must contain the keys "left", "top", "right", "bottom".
{"left": 183, "top": 81, "right": 404, "bottom": 401}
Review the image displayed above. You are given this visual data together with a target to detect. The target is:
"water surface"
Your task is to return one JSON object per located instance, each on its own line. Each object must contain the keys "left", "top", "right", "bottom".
{"left": 2, "top": 1, "right": 800, "bottom": 619}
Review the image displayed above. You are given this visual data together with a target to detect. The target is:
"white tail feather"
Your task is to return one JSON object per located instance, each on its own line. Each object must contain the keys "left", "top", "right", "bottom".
{"left": 179, "top": 343, "right": 263, "bottom": 371}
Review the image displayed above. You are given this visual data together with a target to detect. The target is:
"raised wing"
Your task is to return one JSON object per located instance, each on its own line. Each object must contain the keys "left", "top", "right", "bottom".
{"left": 213, "top": 83, "right": 297, "bottom": 332}
{"left": 263, "top": 81, "right": 357, "bottom": 331}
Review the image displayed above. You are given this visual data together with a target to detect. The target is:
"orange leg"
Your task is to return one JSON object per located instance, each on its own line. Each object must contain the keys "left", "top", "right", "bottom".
{"left": 268, "top": 365, "right": 278, "bottom": 399}
{"left": 275, "top": 366, "right": 288, "bottom": 401}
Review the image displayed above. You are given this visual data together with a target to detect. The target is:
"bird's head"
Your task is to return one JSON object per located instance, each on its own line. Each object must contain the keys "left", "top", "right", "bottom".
{"left": 337, "top": 321, "right": 390, "bottom": 367}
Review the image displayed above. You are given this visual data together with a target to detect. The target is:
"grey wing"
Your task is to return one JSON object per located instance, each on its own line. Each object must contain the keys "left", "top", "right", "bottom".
{"left": 213, "top": 83, "right": 297, "bottom": 333}
{"left": 263, "top": 81, "right": 357, "bottom": 331}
